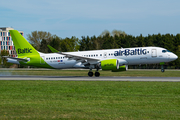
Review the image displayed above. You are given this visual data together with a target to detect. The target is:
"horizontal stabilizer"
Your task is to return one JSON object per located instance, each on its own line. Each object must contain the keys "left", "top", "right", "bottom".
{"left": 2, "top": 56, "right": 29, "bottom": 62}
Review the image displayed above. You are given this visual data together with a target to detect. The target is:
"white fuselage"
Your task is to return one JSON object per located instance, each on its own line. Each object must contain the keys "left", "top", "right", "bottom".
{"left": 35, "top": 46, "right": 177, "bottom": 69}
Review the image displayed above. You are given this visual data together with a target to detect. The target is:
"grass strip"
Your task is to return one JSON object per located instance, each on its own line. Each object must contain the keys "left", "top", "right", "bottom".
{"left": 0, "top": 81, "right": 180, "bottom": 119}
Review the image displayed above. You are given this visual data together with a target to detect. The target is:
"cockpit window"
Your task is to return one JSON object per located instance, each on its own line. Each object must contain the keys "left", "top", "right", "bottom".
{"left": 162, "top": 50, "right": 166, "bottom": 53}
{"left": 162, "top": 50, "right": 171, "bottom": 53}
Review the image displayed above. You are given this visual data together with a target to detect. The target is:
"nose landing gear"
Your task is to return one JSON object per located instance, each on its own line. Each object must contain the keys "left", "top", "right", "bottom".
{"left": 161, "top": 65, "right": 165, "bottom": 72}
{"left": 160, "top": 62, "right": 165, "bottom": 72}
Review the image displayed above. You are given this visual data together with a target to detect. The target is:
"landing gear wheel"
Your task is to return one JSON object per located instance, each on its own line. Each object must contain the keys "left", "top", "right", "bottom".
{"left": 161, "top": 69, "right": 165, "bottom": 72}
{"left": 88, "top": 71, "right": 93, "bottom": 77}
{"left": 161, "top": 65, "right": 165, "bottom": 72}
{"left": 95, "top": 72, "right": 100, "bottom": 77}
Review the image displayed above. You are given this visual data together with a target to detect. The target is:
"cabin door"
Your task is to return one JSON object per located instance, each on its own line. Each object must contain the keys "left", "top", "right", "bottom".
{"left": 151, "top": 49, "right": 157, "bottom": 57}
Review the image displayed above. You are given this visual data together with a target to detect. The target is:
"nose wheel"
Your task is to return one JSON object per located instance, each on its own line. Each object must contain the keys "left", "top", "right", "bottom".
{"left": 161, "top": 65, "right": 165, "bottom": 72}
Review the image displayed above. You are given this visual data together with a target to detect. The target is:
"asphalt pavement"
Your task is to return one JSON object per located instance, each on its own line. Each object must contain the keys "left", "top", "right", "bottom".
{"left": 0, "top": 75, "right": 180, "bottom": 81}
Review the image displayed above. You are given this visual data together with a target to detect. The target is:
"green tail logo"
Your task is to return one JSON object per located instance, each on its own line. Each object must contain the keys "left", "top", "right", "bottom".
{"left": 17, "top": 48, "right": 32, "bottom": 54}
{"left": 9, "top": 30, "right": 39, "bottom": 56}
{"left": 9, "top": 30, "right": 53, "bottom": 69}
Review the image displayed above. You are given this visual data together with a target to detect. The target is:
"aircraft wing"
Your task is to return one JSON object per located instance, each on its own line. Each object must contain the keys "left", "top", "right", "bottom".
{"left": 58, "top": 52, "right": 100, "bottom": 65}
{"left": 47, "top": 45, "right": 100, "bottom": 65}
{"left": 2, "top": 56, "right": 29, "bottom": 62}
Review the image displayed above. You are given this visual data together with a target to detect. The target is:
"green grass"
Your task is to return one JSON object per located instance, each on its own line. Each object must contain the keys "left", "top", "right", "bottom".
{"left": 0, "top": 81, "right": 180, "bottom": 119}
{"left": 0, "top": 69, "right": 180, "bottom": 77}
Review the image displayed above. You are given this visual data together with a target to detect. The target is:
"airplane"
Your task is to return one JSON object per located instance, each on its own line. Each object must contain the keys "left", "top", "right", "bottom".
{"left": 3, "top": 30, "right": 178, "bottom": 77}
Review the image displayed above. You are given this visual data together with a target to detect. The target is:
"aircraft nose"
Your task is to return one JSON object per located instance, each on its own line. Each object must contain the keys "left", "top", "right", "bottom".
{"left": 171, "top": 54, "right": 178, "bottom": 60}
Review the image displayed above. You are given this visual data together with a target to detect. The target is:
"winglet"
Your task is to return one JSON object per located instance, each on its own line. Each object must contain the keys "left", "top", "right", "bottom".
{"left": 47, "top": 45, "right": 59, "bottom": 53}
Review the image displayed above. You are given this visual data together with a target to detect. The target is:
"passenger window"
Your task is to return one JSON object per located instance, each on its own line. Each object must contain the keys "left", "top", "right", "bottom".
{"left": 100, "top": 54, "right": 102, "bottom": 56}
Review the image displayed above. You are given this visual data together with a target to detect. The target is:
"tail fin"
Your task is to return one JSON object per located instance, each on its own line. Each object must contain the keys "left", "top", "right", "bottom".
{"left": 10, "top": 30, "right": 39, "bottom": 56}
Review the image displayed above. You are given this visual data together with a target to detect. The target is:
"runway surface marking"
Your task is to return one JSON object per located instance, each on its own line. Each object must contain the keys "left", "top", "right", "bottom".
{"left": 0, "top": 75, "right": 180, "bottom": 81}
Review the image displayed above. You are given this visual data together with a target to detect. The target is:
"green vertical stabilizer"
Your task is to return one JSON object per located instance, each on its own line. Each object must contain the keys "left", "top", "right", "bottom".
{"left": 9, "top": 30, "right": 39, "bottom": 56}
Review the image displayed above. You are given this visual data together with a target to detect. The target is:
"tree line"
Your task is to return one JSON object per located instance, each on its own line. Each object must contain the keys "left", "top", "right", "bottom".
{"left": 25, "top": 30, "right": 180, "bottom": 68}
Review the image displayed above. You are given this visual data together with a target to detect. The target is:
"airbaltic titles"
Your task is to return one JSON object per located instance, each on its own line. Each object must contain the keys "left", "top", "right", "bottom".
{"left": 114, "top": 48, "right": 147, "bottom": 56}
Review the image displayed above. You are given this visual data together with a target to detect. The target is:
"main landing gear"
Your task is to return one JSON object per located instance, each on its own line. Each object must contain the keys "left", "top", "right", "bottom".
{"left": 88, "top": 71, "right": 100, "bottom": 77}
{"left": 88, "top": 66, "right": 100, "bottom": 77}
{"left": 88, "top": 71, "right": 93, "bottom": 77}
{"left": 95, "top": 71, "right": 100, "bottom": 77}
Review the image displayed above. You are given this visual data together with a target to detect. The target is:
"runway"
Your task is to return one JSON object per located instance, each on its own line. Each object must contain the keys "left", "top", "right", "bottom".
{"left": 0, "top": 75, "right": 180, "bottom": 81}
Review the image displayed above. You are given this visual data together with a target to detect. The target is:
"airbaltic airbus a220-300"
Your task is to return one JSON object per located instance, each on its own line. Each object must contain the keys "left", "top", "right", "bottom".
{"left": 4, "top": 30, "right": 178, "bottom": 77}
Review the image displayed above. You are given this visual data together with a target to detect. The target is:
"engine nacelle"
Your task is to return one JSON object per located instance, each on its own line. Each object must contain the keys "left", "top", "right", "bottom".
{"left": 101, "top": 59, "right": 119, "bottom": 70}
{"left": 111, "top": 65, "right": 128, "bottom": 72}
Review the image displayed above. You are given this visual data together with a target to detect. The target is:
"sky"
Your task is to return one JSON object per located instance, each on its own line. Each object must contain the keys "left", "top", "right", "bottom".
{"left": 1, "top": 0, "right": 180, "bottom": 39}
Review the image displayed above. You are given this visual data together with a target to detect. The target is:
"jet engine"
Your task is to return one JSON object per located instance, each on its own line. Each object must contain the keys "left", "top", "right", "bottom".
{"left": 101, "top": 59, "right": 119, "bottom": 70}
{"left": 101, "top": 59, "right": 128, "bottom": 72}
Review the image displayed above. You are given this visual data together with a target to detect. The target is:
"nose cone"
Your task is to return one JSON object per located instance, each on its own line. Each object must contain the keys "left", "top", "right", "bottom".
{"left": 170, "top": 54, "right": 178, "bottom": 61}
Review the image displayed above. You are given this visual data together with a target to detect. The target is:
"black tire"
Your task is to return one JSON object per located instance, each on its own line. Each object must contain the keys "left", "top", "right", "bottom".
{"left": 161, "top": 69, "right": 165, "bottom": 72}
{"left": 95, "top": 72, "right": 100, "bottom": 77}
{"left": 88, "top": 72, "right": 93, "bottom": 77}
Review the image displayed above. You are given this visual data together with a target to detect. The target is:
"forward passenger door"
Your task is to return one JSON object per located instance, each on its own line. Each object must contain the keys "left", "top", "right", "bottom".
{"left": 151, "top": 49, "right": 157, "bottom": 57}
